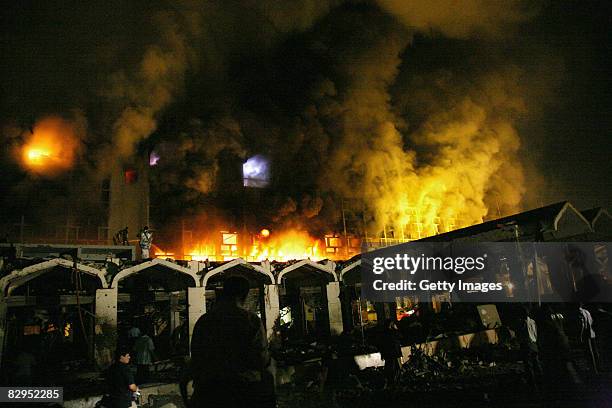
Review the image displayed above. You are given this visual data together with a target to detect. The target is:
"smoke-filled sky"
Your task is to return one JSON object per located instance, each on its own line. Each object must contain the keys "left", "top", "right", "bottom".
{"left": 0, "top": 0, "right": 610, "bottom": 237}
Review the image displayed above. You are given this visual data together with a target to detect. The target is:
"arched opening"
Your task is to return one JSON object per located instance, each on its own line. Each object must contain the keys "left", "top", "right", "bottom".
{"left": 203, "top": 259, "right": 273, "bottom": 329}
{"left": 113, "top": 260, "right": 198, "bottom": 363}
{"left": 340, "top": 259, "right": 379, "bottom": 332}
{"left": 276, "top": 261, "right": 337, "bottom": 342}
{"left": 1, "top": 259, "right": 105, "bottom": 383}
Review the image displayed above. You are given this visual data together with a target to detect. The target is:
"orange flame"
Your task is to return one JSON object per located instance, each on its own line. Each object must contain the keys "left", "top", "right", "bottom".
{"left": 250, "top": 229, "right": 323, "bottom": 262}
{"left": 20, "top": 116, "right": 82, "bottom": 175}
{"left": 170, "top": 228, "right": 326, "bottom": 262}
{"left": 152, "top": 244, "right": 175, "bottom": 260}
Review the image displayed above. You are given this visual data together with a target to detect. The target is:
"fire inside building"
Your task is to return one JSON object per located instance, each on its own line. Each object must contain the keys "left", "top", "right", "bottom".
{"left": 0, "top": 180, "right": 610, "bottom": 405}
{"left": 1, "top": 85, "right": 611, "bottom": 408}
{"left": 1, "top": 1, "right": 611, "bottom": 407}
{"left": 1, "top": 111, "right": 612, "bottom": 407}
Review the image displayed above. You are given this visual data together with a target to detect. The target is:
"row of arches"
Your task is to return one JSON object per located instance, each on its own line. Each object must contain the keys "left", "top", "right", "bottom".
{"left": 0, "top": 257, "right": 351, "bottom": 294}
{"left": 0, "top": 257, "right": 360, "bottom": 369}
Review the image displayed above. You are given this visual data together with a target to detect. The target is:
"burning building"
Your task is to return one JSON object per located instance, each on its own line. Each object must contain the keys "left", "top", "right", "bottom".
{"left": 3, "top": 1, "right": 599, "bottom": 266}
{"left": 0, "top": 1, "right": 610, "bottom": 404}
{"left": 0, "top": 200, "right": 609, "bottom": 373}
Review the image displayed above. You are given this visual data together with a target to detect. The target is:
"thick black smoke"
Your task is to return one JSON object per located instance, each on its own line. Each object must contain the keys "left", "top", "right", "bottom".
{"left": 1, "top": 0, "right": 610, "bottom": 242}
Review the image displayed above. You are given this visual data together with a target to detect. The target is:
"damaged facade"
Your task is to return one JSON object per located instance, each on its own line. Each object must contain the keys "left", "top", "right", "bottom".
{"left": 0, "top": 250, "right": 344, "bottom": 374}
{"left": 0, "top": 201, "right": 609, "bottom": 381}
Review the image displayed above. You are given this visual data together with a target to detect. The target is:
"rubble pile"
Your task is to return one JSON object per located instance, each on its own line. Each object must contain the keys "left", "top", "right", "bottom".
{"left": 332, "top": 343, "right": 524, "bottom": 408}
{"left": 398, "top": 346, "right": 521, "bottom": 391}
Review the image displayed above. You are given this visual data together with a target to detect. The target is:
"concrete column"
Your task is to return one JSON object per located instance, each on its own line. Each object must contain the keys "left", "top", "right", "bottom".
{"left": 264, "top": 284, "right": 280, "bottom": 340}
{"left": 326, "top": 281, "right": 343, "bottom": 335}
{"left": 188, "top": 287, "right": 206, "bottom": 352}
{"left": 95, "top": 287, "right": 118, "bottom": 368}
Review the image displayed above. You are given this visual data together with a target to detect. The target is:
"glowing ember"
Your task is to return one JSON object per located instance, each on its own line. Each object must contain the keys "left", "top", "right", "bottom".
{"left": 19, "top": 116, "right": 82, "bottom": 175}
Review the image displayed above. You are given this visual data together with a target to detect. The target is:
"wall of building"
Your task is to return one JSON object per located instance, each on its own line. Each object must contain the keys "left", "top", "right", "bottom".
{"left": 108, "top": 155, "right": 150, "bottom": 247}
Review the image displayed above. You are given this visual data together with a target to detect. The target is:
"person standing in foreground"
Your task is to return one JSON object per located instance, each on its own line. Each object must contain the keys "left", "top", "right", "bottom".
{"left": 105, "top": 346, "right": 139, "bottom": 408}
{"left": 190, "top": 276, "right": 275, "bottom": 408}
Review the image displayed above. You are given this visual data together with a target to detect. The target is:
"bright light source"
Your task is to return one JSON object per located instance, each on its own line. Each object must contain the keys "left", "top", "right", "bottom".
{"left": 243, "top": 155, "right": 270, "bottom": 188}
{"left": 19, "top": 116, "right": 81, "bottom": 175}
{"left": 149, "top": 151, "right": 160, "bottom": 166}
{"left": 260, "top": 228, "right": 270, "bottom": 238}
{"left": 26, "top": 148, "right": 51, "bottom": 165}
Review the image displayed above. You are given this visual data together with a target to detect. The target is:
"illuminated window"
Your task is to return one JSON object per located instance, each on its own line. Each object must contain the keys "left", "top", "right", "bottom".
{"left": 222, "top": 233, "right": 237, "bottom": 245}
{"left": 125, "top": 169, "right": 138, "bottom": 184}
{"left": 326, "top": 236, "right": 341, "bottom": 248}
{"left": 243, "top": 155, "right": 270, "bottom": 188}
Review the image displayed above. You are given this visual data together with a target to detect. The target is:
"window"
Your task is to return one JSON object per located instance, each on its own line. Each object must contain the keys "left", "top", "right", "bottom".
{"left": 124, "top": 169, "right": 138, "bottom": 184}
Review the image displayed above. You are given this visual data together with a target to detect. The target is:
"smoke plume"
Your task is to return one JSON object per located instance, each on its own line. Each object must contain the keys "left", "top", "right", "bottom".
{"left": 107, "top": 4, "right": 200, "bottom": 160}
{"left": 145, "top": 1, "right": 536, "bottom": 240}
{"left": 1, "top": 0, "right": 556, "bottom": 246}
{"left": 377, "top": 0, "right": 536, "bottom": 39}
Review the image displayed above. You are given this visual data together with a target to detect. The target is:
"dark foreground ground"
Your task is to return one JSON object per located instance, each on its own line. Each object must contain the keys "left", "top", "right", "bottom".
{"left": 276, "top": 369, "right": 612, "bottom": 408}
{"left": 19, "top": 342, "right": 611, "bottom": 408}
{"left": 15, "top": 363, "right": 610, "bottom": 408}
{"left": 273, "top": 343, "right": 612, "bottom": 408}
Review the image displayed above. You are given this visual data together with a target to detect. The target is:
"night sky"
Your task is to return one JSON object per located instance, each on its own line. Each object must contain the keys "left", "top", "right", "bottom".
{"left": 0, "top": 0, "right": 610, "bottom": 237}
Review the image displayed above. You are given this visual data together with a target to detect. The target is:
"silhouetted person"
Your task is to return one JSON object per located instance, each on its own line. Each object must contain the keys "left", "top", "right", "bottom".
{"left": 126, "top": 323, "right": 141, "bottom": 349}
{"left": 378, "top": 319, "right": 402, "bottom": 388}
{"left": 593, "top": 305, "right": 612, "bottom": 372}
{"left": 138, "top": 226, "right": 153, "bottom": 259}
{"left": 191, "top": 276, "right": 274, "bottom": 408}
{"left": 113, "top": 227, "right": 129, "bottom": 246}
{"left": 517, "top": 306, "right": 542, "bottom": 390}
{"left": 132, "top": 330, "right": 156, "bottom": 384}
{"left": 538, "top": 305, "right": 581, "bottom": 404}
{"left": 179, "top": 357, "right": 193, "bottom": 408}
{"left": 120, "top": 227, "right": 129, "bottom": 245}
{"left": 578, "top": 304, "right": 600, "bottom": 374}
{"left": 104, "top": 346, "right": 139, "bottom": 408}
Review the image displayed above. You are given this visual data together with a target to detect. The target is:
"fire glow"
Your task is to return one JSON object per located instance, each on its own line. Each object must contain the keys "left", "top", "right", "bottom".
{"left": 20, "top": 116, "right": 81, "bottom": 175}
{"left": 156, "top": 228, "right": 326, "bottom": 262}
{"left": 249, "top": 229, "right": 323, "bottom": 262}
